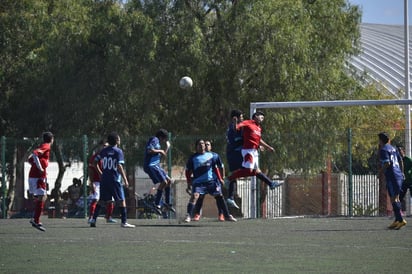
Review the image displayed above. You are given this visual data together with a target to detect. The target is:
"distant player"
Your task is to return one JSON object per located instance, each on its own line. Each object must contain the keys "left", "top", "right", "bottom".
{"left": 378, "top": 132, "right": 407, "bottom": 230}
{"left": 227, "top": 111, "right": 283, "bottom": 190}
{"left": 143, "top": 129, "right": 175, "bottom": 215}
{"left": 28, "top": 132, "right": 54, "bottom": 232}
{"left": 89, "top": 132, "right": 135, "bottom": 228}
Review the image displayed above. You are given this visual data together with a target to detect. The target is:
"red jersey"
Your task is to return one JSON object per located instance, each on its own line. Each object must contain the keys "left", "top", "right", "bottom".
{"left": 88, "top": 153, "right": 101, "bottom": 182}
{"left": 236, "top": 119, "right": 261, "bottom": 149}
{"left": 28, "top": 143, "right": 51, "bottom": 178}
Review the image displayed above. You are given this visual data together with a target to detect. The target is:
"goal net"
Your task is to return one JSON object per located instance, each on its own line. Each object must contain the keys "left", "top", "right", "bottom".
{"left": 238, "top": 99, "right": 412, "bottom": 218}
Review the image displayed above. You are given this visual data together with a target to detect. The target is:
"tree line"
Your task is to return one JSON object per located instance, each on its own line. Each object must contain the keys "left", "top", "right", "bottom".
{"left": 0, "top": 0, "right": 405, "bottom": 213}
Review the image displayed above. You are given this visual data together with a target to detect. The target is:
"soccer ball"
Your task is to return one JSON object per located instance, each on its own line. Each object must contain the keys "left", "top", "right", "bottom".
{"left": 179, "top": 76, "right": 193, "bottom": 89}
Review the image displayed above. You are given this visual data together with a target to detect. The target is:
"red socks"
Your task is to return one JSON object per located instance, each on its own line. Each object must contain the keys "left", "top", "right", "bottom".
{"left": 34, "top": 200, "right": 44, "bottom": 224}
{"left": 89, "top": 201, "right": 97, "bottom": 218}
{"left": 105, "top": 202, "right": 114, "bottom": 219}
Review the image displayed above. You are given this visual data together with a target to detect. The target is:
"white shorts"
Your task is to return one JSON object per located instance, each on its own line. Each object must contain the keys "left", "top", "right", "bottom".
{"left": 90, "top": 181, "right": 100, "bottom": 200}
{"left": 28, "top": 177, "right": 47, "bottom": 196}
{"left": 241, "top": 149, "right": 259, "bottom": 169}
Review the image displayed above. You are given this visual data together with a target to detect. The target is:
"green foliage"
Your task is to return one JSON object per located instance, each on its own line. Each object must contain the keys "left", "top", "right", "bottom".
{"left": 0, "top": 0, "right": 403, "bottom": 174}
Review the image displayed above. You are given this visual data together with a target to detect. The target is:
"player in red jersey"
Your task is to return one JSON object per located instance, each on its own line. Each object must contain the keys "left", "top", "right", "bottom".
{"left": 87, "top": 140, "right": 116, "bottom": 224}
{"left": 28, "top": 132, "right": 54, "bottom": 232}
{"left": 227, "top": 111, "right": 283, "bottom": 189}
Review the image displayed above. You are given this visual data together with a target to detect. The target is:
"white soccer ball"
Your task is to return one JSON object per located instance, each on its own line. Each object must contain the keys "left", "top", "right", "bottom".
{"left": 179, "top": 76, "right": 193, "bottom": 89}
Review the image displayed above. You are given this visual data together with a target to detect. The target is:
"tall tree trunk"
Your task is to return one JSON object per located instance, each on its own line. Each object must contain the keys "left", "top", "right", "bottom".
{"left": 52, "top": 142, "right": 69, "bottom": 217}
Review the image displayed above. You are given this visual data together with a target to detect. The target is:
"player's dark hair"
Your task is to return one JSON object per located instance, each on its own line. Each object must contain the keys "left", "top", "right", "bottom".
{"left": 107, "top": 132, "right": 119, "bottom": 146}
{"left": 252, "top": 111, "right": 265, "bottom": 118}
{"left": 156, "top": 129, "right": 169, "bottom": 139}
{"left": 195, "top": 138, "right": 204, "bottom": 147}
{"left": 230, "top": 109, "right": 243, "bottom": 119}
{"left": 378, "top": 132, "right": 389, "bottom": 144}
{"left": 42, "top": 132, "right": 54, "bottom": 143}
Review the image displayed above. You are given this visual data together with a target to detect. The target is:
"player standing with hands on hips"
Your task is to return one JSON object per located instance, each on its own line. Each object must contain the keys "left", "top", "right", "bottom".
{"left": 227, "top": 111, "right": 283, "bottom": 190}
{"left": 89, "top": 132, "right": 135, "bottom": 228}
{"left": 28, "top": 132, "right": 54, "bottom": 232}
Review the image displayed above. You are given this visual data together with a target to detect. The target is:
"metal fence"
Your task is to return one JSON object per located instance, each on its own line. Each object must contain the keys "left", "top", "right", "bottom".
{"left": 1, "top": 129, "right": 411, "bottom": 219}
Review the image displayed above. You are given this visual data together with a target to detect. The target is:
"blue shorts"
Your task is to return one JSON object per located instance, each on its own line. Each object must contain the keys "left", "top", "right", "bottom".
{"left": 144, "top": 165, "right": 168, "bottom": 184}
{"left": 192, "top": 180, "right": 222, "bottom": 196}
{"left": 226, "top": 150, "right": 243, "bottom": 172}
{"left": 386, "top": 178, "right": 402, "bottom": 197}
{"left": 100, "top": 180, "right": 125, "bottom": 202}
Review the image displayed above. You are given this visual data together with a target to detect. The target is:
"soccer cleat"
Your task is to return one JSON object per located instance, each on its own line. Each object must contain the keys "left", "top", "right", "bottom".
{"left": 269, "top": 180, "right": 284, "bottom": 190}
{"left": 30, "top": 219, "right": 43, "bottom": 226}
{"left": 226, "top": 198, "right": 240, "bottom": 209}
{"left": 193, "top": 214, "right": 201, "bottom": 221}
{"left": 90, "top": 218, "right": 96, "bottom": 227}
{"left": 184, "top": 214, "right": 191, "bottom": 223}
{"left": 121, "top": 223, "right": 135, "bottom": 228}
{"left": 31, "top": 222, "right": 46, "bottom": 232}
{"left": 218, "top": 214, "right": 225, "bottom": 222}
{"left": 106, "top": 218, "right": 117, "bottom": 223}
{"left": 152, "top": 203, "right": 162, "bottom": 215}
{"left": 394, "top": 219, "right": 407, "bottom": 230}
{"left": 225, "top": 215, "right": 237, "bottom": 222}
{"left": 163, "top": 203, "right": 176, "bottom": 213}
{"left": 388, "top": 221, "right": 400, "bottom": 229}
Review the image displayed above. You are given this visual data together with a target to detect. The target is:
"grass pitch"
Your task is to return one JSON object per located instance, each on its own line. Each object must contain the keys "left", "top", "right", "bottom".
{"left": 0, "top": 216, "right": 411, "bottom": 273}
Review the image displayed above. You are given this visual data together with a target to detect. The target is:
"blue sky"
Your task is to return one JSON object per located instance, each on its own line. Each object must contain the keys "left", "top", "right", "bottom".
{"left": 348, "top": 0, "right": 411, "bottom": 25}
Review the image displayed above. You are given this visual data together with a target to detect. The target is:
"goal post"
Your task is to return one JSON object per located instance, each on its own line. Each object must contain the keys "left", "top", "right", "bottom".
{"left": 248, "top": 99, "right": 412, "bottom": 218}
{"left": 251, "top": 98, "right": 412, "bottom": 154}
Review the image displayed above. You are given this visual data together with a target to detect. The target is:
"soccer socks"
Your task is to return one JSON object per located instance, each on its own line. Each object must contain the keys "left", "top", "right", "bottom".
{"left": 164, "top": 186, "right": 171, "bottom": 205}
{"left": 34, "top": 200, "right": 44, "bottom": 224}
{"left": 215, "top": 196, "right": 230, "bottom": 218}
{"left": 215, "top": 196, "right": 224, "bottom": 215}
{"left": 105, "top": 202, "right": 114, "bottom": 219}
{"left": 187, "top": 202, "right": 194, "bottom": 217}
{"left": 392, "top": 202, "right": 403, "bottom": 222}
{"left": 120, "top": 206, "right": 127, "bottom": 224}
{"left": 93, "top": 204, "right": 101, "bottom": 220}
{"left": 228, "top": 180, "right": 237, "bottom": 200}
{"left": 89, "top": 200, "right": 97, "bottom": 218}
{"left": 194, "top": 195, "right": 205, "bottom": 215}
{"left": 155, "top": 189, "right": 163, "bottom": 206}
{"left": 256, "top": 172, "right": 273, "bottom": 186}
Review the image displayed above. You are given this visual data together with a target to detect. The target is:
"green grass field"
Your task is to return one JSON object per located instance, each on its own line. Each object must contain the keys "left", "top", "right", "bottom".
{"left": 0, "top": 216, "right": 411, "bottom": 273}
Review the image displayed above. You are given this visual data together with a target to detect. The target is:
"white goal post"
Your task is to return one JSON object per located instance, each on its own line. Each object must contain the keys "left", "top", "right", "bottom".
{"left": 251, "top": 98, "right": 412, "bottom": 153}
{"left": 248, "top": 99, "right": 412, "bottom": 218}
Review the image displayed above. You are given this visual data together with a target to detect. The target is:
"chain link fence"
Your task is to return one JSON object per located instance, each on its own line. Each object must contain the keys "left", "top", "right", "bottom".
{"left": 1, "top": 129, "right": 411, "bottom": 219}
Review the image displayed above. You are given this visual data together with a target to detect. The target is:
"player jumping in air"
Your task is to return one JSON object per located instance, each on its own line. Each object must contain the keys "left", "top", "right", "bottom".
{"left": 227, "top": 111, "right": 283, "bottom": 190}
